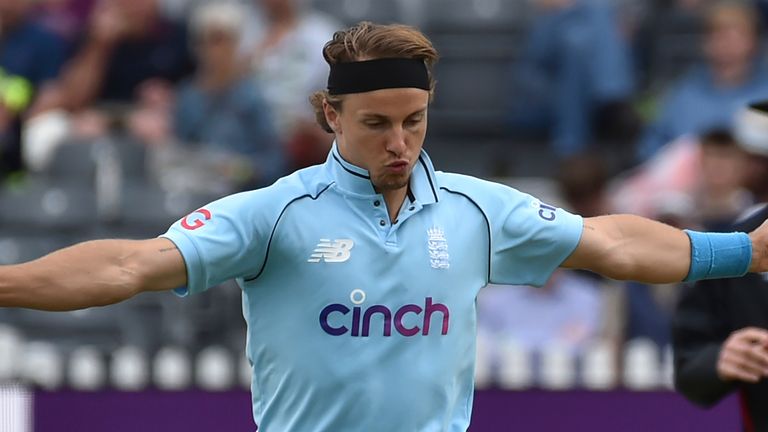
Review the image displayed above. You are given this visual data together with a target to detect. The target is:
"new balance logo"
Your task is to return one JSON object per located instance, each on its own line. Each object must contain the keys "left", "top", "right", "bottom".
{"left": 308, "top": 239, "right": 354, "bottom": 263}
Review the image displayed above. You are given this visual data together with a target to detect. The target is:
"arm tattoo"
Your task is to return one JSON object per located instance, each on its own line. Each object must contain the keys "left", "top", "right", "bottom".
{"left": 158, "top": 246, "right": 177, "bottom": 253}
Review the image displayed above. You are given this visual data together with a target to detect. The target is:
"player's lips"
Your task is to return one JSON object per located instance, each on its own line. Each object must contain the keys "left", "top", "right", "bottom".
{"left": 384, "top": 160, "right": 409, "bottom": 173}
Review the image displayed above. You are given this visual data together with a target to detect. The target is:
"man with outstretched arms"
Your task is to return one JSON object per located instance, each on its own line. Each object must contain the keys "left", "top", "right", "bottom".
{"left": 2, "top": 22, "right": 767, "bottom": 431}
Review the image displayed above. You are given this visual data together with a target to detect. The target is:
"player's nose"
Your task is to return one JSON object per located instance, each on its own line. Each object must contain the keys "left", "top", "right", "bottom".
{"left": 385, "top": 128, "right": 407, "bottom": 155}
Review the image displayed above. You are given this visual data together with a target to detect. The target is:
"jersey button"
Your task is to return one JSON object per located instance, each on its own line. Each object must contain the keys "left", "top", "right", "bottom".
{"left": 409, "top": 206, "right": 415, "bottom": 211}
{"left": 379, "top": 219, "right": 386, "bottom": 226}
{"left": 373, "top": 200, "right": 381, "bottom": 207}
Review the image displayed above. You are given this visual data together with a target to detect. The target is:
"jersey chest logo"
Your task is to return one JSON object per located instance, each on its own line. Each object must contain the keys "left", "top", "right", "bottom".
{"left": 308, "top": 239, "right": 354, "bottom": 263}
{"left": 427, "top": 227, "right": 450, "bottom": 269}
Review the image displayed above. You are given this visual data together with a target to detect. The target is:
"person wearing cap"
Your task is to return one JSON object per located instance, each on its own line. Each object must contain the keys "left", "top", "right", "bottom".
{"left": 673, "top": 102, "right": 768, "bottom": 432}
{"left": 171, "top": 1, "right": 285, "bottom": 191}
{"left": 2, "top": 22, "right": 768, "bottom": 431}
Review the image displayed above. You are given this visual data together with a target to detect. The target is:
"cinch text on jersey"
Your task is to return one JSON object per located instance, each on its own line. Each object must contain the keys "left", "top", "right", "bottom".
{"left": 319, "top": 295, "right": 450, "bottom": 337}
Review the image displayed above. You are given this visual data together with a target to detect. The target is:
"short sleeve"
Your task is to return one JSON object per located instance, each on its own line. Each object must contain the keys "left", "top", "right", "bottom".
{"left": 486, "top": 186, "right": 583, "bottom": 287}
{"left": 160, "top": 190, "right": 273, "bottom": 296}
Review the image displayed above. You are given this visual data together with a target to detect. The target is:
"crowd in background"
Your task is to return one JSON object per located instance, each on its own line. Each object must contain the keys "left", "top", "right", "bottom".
{"left": 2, "top": 0, "right": 768, "bottom": 390}
{"left": 2, "top": 0, "right": 340, "bottom": 192}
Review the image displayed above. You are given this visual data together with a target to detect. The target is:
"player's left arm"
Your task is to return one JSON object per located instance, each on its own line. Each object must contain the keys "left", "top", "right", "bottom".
{"left": 561, "top": 214, "right": 768, "bottom": 283}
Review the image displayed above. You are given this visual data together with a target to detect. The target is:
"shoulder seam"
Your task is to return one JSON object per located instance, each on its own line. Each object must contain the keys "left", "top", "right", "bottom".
{"left": 243, "top": 182, "right": 335, "bottom": 282}
{"left": 440, "top": 186, "right": 491, "bottom": 284}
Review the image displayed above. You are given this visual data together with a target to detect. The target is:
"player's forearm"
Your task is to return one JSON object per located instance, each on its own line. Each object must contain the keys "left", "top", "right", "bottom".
{"left": 577, "top": 214, "right": 692, "bottom": 283}
{"left": 58, "top": 40, "right": 113, "bottom": 110}
{"left": 0, "top": 240, "right": 146, "bottom": 311}
{"left": 609, "top": 214, "right": 692, "bottom": 282}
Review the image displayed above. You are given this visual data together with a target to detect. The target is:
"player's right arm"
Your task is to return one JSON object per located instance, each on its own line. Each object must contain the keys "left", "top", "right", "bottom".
{"left": 0, "top": 238, "right": 186, "bottom": 311}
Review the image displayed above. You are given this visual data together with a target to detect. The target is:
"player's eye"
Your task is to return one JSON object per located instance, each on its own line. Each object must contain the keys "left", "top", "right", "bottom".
{"left": 405, "top": 116, "right": 424, "bottom": 128}
{"left": 363, "top": 120, "right": 387, "bottom": 129}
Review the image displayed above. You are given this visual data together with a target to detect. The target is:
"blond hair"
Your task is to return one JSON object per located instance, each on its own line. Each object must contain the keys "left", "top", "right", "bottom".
{"left": 309, "top": 22, "right": 439, "bottom": 133}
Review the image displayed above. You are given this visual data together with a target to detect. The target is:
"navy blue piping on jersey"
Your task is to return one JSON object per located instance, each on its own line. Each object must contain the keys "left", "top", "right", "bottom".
{"left": 440, "top": 187, "right": 492, "bottom": 283}
{"left": 243, "top": 182, "right": 335, "bottom": 282}
{"left": 333, "top": 150, "right": 438, "bottom": 203}
{"left": 419, "top": 156, "right": 439, "bottom": 202}
{"left": 332, "top": 153, "right": 370, "bottom": 179}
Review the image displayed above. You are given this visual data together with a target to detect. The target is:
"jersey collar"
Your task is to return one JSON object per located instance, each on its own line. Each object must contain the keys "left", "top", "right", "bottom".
{"left": 326, "top": 142, "right": 440, "bottom": 205}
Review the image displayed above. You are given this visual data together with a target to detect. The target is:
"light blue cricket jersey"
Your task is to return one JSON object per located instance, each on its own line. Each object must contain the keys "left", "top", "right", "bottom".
{"left": 162, "top": 144, "right": 583, "bottom": 432}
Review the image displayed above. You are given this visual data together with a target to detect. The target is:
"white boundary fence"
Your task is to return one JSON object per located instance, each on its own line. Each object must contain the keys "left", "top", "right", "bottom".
{"left": 0, "top": 384, "right": 31, "bottom": 432}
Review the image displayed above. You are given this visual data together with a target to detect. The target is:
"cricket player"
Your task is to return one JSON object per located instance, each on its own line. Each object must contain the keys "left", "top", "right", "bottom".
{"left": 1, "top": 22, "right": 767, "bottom": 431}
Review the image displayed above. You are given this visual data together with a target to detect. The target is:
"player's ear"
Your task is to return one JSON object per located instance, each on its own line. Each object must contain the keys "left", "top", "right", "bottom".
{"left": 323, "top": 99, "right": 342, "bottom": 134}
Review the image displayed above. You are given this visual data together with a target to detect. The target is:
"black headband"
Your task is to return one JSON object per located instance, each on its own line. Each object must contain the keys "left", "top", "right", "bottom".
{"left": 327, "top": 58, "right": 430, "bottom": 95}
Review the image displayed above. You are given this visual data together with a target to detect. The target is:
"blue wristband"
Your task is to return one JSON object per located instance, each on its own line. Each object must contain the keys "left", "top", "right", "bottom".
{"left": 683, "top": 230, "right": 752, "bottom": 282}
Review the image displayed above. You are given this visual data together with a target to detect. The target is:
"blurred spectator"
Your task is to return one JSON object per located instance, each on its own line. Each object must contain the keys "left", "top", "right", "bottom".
{"left": 612, "top": 134, "right": 700, "bottom": 218}
{"left": 478, "top": 155, "right": 622, "bottom": 378}
{"left": 31, "top": 0, "right": 194, "bottom": 116}
{"left": 756, "top": 0, "right": 768, "bottom": 26}
{"left": 244, "top": 0, "right": 340, "bottom": 169}
{"left": 636, "top": 0, "right": 768, "bottom": 161}
{"left": 695, "top": 129, "right": 751, "bottom": 230}
{"left": 733, "top": 101, "right": 768, "bottom": 207}
{"left": 631, "top": 0, "right": 706, "bottom": 91}
{"left": 554, "top": 155, "right": 623, "bottom": 348}
{"left": 478, "top": 270, "right": 606, "bottom": 355}
{"left": 166, "top": 1, "right": 285, "bottom": 192}
{"left": 614, "top": 126, "right": 751, "bottom": 347}
{"left": 673, "top": 102, "right": 768, "bottom": 431}
{"left": 558, "top": 153, "right": 697, "bottom": 349}
{"left": 555, "top": 154, "right": 612, "bottom": 217}
{"left": 32, "top": 0, "right": 95, "bottom": 42}
{"left": 623, "top": 280, "right": 677, "bottom": 346}
{"left": 622, "top": 192, "right": 697, "bottom": 348}
{"left": 509, "top": 0, "right": 638, "bottom": 157}
{"left": 0, "top": 0, "right": 69, "bottom": 177}
{"left": 23, "top": 0, "right": 195, "bottom": 172}
{"left": 612, "top": 128, "right": 751, "bottom": 227}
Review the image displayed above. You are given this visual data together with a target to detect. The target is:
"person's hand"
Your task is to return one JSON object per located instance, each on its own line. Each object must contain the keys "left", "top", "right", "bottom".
{"left": 89, "top": 0, "right": 130, "bottom": 46}
{"left": 717, "top": 327, "right": 768, "bottom": 383}
{"left": 749, "top": 219, "right": 768, "bottom": 272}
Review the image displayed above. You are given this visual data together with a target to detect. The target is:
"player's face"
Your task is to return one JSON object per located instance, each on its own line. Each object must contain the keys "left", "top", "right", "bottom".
{"left": 326, "top": 88, "right": 429, "bottom": 192}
